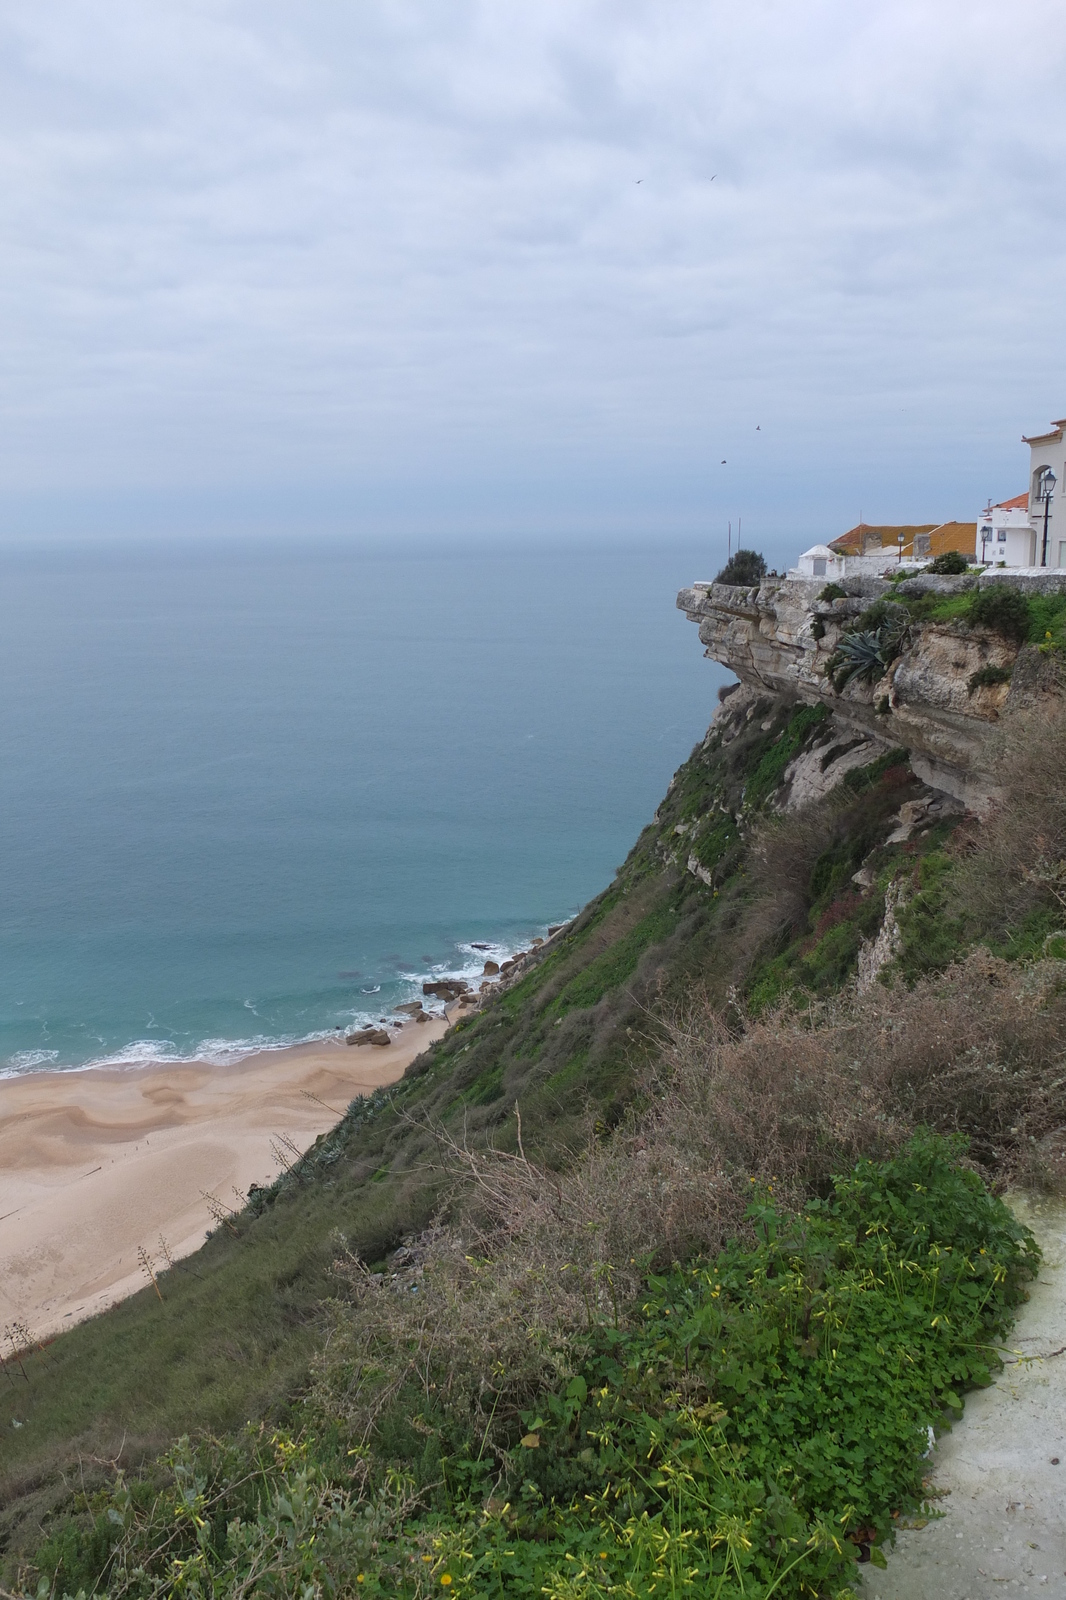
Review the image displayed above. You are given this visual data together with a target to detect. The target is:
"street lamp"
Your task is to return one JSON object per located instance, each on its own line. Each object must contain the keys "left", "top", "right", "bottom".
{"left": 897, "top": 530, "right": 906, "bottom": 565}
{"left": 1039, "top": 468, "right": 1057, "bottom": 567}
{"left": 980, "top": 509, "right": 992, "bottom": 567}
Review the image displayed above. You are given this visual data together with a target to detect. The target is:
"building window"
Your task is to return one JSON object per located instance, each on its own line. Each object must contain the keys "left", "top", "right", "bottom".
{"left": 813, "top": 558, "right": 827, "bottom": 577}
{"left": 997, "top": 530, "right": 1007, "bottom": 543}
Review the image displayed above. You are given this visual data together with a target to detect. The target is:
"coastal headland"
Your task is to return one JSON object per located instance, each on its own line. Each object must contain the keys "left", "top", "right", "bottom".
{"left": 0, "top": 1021, "right": 447, "bottom": 1344}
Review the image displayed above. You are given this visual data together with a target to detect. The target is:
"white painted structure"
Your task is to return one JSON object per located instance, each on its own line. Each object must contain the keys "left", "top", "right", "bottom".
{"left": 788, "top": 544, "right": 933, "bottom": 582}
{"left": 977, "top": 494, "right": 1035, "bottom": 568}
{"left": 1023, "top": 417, "right": 1066, "bottom": 569}
{"left": 793, "top": 544, "right": 844, "bottom": 580}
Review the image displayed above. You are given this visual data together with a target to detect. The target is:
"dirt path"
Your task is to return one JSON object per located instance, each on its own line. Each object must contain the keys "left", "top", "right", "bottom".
{"left": 861, "top": 1195, "right": 1066, "bottom": 1600}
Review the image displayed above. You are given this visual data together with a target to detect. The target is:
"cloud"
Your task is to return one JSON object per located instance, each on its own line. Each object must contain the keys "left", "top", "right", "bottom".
{"left": 0, "top": 0, "right": 1064, "bottom": 540}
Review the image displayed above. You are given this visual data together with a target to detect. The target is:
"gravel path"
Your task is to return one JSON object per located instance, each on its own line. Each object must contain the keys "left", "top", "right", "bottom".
{"left": 860, "top": 1195, "right": 1066, "bottom": 1600}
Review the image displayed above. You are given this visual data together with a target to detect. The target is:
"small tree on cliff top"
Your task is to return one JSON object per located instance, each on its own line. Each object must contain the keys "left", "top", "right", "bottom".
{"left": 714, "top": 548, "right": 767, "bottom": 587}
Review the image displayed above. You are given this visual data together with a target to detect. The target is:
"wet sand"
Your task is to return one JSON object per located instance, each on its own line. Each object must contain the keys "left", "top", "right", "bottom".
{"left": 0, "top": 1019, "right": 447, "bottom": 1343}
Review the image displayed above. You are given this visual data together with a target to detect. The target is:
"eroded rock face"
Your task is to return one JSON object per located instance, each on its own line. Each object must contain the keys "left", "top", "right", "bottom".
{"left": 676, "top": 577, "right": 1050, "bottom": 809}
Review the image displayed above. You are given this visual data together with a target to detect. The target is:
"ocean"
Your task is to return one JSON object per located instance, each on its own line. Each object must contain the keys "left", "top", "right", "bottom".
{"left": 0, "top": 538, "right": 727, "bottom": 1074}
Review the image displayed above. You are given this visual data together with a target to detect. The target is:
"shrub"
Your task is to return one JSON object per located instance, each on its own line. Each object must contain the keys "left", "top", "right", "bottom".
{"left": 968, "top": 663, "right": 1012, "bottom": 695}
{"left": 714, "top": 548, "right": 766, "bottom": 587}
{"left": 954, "top": 679, "right": 1066, "bottom": 937}
{"left": 818, "top": 581, "right": 847, "bottom": 602}
{"left": 968, "top": 584, "right": 1031, "bottom": 643}
{"left": 40, "top": 1137, "right": 1037, "bottom": 1600}
{"left": 929, "top": 549, "right": 971, "bottom": 575}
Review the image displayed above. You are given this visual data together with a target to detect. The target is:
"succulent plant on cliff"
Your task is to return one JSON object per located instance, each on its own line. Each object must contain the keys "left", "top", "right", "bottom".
{"left": 832, "top": 629, "right": 888, "bottom": 687}
{"left": 829, "top": 602, "right": 910, "bottom": 690}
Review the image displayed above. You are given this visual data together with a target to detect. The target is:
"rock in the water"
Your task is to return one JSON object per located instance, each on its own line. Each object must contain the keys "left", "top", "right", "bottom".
{"left": 423, "top": 978, "right": 470, "bottom": 999}
{"left": 347, "top": 1027, "right": 391, "bottom": 1046}
{"left": 482, "top": 960, "right": 500, "bottom": 975}
{"left": 394, "top": 1000, "right": 424, "bottom": 1015}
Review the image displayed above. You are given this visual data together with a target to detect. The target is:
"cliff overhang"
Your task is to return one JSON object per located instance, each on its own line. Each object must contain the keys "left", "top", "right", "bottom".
{"left": 678, "top": 571, "right": 1066, "bottom": 810}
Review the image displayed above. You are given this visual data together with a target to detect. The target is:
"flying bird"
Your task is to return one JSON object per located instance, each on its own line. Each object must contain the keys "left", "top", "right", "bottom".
{"left": 635, "top": 178, "right": 643, "bottom": 184}
{"left": 756, "top": 425, "right": 760, "bottom": 431}
{"left": 721, "top": 459, "right": 727, "bottom": 464}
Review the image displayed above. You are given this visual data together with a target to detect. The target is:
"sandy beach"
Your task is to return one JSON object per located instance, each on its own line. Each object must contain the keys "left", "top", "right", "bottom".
{"left": 0, "top": 1018, "right": 448, "bottom": 1344}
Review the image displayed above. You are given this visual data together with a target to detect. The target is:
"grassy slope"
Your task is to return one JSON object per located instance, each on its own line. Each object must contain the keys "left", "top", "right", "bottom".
{"left": 0, "top": 690, "right": 965, "bottom": 1553}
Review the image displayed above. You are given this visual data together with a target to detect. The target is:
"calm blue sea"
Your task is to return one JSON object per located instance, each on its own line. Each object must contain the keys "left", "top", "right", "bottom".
{"left": 0, "top": 539, "right": 727, "bottom": 1074}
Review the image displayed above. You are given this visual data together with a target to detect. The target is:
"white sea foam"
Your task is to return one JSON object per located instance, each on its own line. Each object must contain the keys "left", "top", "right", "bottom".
{"left": 0, "top": 926, "right": 566, "bottom": 1079}
{"left": 5, "top": 1048, "right": 59, "bottom": 1074}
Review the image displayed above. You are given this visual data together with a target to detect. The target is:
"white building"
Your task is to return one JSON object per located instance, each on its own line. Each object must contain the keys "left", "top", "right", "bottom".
{"left": 1023, "top": 417, "right": 1066, "bottom": 569}
{"left": 793, "top": 544, "right": 844, "bottom": 580}
{"left": 976, "top": 494, "right": 1033, "bottom": 568}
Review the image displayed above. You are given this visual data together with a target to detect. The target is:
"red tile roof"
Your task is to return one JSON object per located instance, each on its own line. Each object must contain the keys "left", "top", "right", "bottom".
{"left": 828, "top": 523, "right": 937, "bottom": 556}
{"left": 829, "top": 522, "right": 976, "bottom": 560}
{"left": 995, "top": 493, "right": 1029, "bottom": 511}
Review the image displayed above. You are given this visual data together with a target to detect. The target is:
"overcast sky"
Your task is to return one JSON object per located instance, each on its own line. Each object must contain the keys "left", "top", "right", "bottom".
{"left": 1, "top": 0, "right": 1065, "bottom": 551}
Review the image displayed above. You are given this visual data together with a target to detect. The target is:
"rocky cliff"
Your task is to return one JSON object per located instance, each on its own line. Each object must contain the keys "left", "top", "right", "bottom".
{"left": 678, "top": 570, "right": 1066, "bottom": 810}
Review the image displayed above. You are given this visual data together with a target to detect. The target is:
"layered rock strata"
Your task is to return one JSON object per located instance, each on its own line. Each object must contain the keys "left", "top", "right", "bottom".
{"left": 678, "top": 572, "right": 1066, "bottom": 809}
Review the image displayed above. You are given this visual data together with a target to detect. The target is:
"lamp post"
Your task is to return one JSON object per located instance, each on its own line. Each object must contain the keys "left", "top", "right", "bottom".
{"left": 897, "top": 530, "right": 905, "bottom": 565}
{"left": 1040, "top": 469, "right": 1057, "bottom": 568}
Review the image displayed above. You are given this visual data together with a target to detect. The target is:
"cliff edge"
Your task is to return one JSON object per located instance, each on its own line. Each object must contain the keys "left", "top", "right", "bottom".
{"left": 679, "top": 569, "right": 1066, "bottom": 810}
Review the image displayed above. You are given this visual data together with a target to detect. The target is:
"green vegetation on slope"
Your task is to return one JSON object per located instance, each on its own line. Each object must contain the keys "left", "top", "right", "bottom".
{"left": 28, "top": 1137, "right": 1036, "bottom": 1600}
{"left": 4, "top": 674, "right": 1066, "bottom": 1596}
{"left": 890, "top": 582, "right": 1066, "bottom": 649}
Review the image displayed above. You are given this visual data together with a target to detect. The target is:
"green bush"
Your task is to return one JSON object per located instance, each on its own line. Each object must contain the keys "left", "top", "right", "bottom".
{"left": 968, "top": 584, "right": 1031, "bottom": 643}
{"left": 1027, "top": 590, "right": 1066, "bottom": 651}
{"left": 928, "top": 549, "right": 970, "bottom": 575}
{"left": 818, "top": 582, "right": 847, "bottom": 602}
{"left": 968, "top": 664, "right": 1012, "bottom": 695}
{"left": 715, "top": 548, "right": 767, "bottom": 587}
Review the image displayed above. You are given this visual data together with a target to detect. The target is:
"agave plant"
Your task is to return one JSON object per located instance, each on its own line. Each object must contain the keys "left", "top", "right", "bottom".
{"left": 833, "top": 629, "right": 889, "bottom": 687}
{"left": 831, "top": 603, "right": 910, "bottom": 689}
